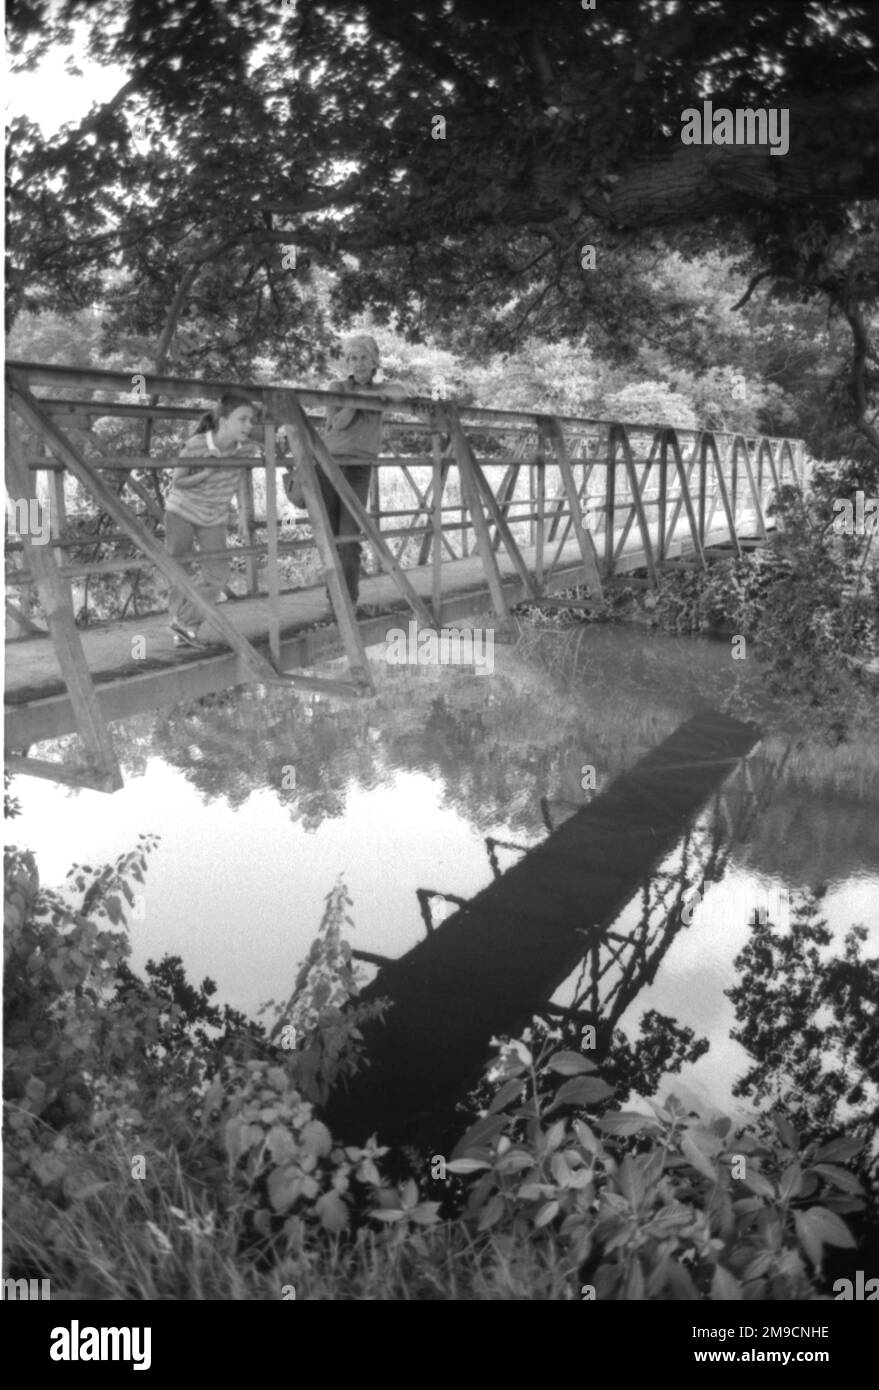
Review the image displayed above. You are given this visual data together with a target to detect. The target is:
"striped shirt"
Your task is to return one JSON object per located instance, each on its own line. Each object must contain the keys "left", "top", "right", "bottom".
{"left": 164, "top": 430, "right": 247, "bottom": 527}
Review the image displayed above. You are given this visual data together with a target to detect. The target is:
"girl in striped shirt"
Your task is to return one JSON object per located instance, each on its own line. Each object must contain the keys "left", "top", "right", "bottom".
{"left": 164, "top": 388, "right": 257, "bottom": 647}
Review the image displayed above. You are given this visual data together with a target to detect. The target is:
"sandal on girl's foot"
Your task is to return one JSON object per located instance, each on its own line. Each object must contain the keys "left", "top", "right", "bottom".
{"left": 169, "top": 620, "right": 208, "bottom": 649}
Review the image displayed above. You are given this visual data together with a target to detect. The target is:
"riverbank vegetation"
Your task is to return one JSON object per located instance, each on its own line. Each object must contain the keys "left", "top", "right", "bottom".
{"left": 519, "top": 467, "right": 879, "bottom": 743}
{"left": 5, "top": 808, "right": 876, "bottom": 1301}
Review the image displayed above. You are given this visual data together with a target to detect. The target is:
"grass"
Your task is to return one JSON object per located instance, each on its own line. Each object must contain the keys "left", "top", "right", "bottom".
{"left": 5, "top": 1131, "right": 579, "bottom": 1301}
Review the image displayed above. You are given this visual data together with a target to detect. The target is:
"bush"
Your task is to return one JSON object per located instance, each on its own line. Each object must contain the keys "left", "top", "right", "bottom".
{"left": 3, "top": 835, "right": 868, "bottom": 1299}
{"left": 442, "top": 1034, "right": 866, "bottom": 1300}
{"left": 646, "top": 489, "right": 878, "bottom": 730}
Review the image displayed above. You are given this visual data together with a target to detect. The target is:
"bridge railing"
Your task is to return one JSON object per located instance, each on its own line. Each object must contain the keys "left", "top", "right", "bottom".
{"left": 4, "top": 360, "right": 808, "bottom": 791}
{"left": 6, "top": 359, "right": 808, "bottom": 643}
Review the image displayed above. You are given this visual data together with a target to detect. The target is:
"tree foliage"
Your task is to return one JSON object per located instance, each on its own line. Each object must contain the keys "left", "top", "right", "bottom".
{"left": 728, "top": 893, "right": 879, "bottom": 1173}
{"left": 727, "top": 890, "right": 879, "bottom": 1275}
{"left": 7, "top": 0, "right": 879, "bottom": 439}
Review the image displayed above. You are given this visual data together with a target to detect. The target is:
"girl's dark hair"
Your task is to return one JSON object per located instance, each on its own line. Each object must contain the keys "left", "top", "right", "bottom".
{"left": 193, "top": 388, "right": 256, "bottom": 434}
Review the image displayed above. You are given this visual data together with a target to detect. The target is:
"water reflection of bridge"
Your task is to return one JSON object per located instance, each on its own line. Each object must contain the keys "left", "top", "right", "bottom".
{"left": 5, "top": 361, "right": 806, "bottom": 790}
{"left": 325, "top": 715, "right": 789, "bottom": 1148}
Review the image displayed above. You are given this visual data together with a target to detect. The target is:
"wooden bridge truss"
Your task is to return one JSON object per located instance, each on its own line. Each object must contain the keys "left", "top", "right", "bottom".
{"left": 5, "top": 361, "right": 807, "bottom": 791}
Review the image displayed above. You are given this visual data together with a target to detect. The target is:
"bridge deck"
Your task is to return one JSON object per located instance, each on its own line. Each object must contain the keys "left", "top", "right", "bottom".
{"left": 5, "top": 519, "right": 765, "bottom": 748}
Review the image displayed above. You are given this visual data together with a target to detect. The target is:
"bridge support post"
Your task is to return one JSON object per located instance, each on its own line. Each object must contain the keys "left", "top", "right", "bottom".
{"left": 443, "top": 403, "right": 511, "bottom": 619}
{"left": 467, "top": 455, "right": 538, "bottom": 600}
{"left": 541, "top": 416, "right": 604, "bottom": 599}
{"left": 237, "top": 470, "right": 260, "bottom": 596}
{"left": 604, "top": 432, "right": 616, "bottom": 579}
{"left": 4, "top": 409, "right": 124, "bottom": 792}
{"left": 704, "top": 433, "right": 741, "bottom": 557}
{"left": 761, "top": 439, "right": 781, "bottom": 497}
{"left": 739, "top": 437, "right": 767, "bottom": 540}
{"left": 263, "top": 407, "right": 282, "bottom": 667}
{"left": 606, "top": 426, "right": 660, "bottom": 586}
{"left": 535, "top": 435, "right": 546, "bottom": 590}
{"left": 666, "top": 432, "right": 706, "bottom": 569}
{"left": 658, "top": 433, "right": 669, "bottom": 563}
{"left": 418, "top": 446, "right": 453, "bottom": 563}
{"left": 428, "top": 421, "right": 449, "bottom": 615}
{"left": 698, "top": 434, "right": 708, "bottom": 547}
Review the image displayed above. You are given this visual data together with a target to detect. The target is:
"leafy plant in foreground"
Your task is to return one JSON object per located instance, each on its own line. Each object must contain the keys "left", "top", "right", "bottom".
{"left": 445, "top": 1034, "right": 866, "bottom": 1299}
{"left": 4, "top": 838, "right": 869, "bottom": 1298}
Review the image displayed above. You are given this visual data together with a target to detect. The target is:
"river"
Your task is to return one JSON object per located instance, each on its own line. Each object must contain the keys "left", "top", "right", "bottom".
{"left": 10, "top": 622, "right": 878, "bottom": 1134}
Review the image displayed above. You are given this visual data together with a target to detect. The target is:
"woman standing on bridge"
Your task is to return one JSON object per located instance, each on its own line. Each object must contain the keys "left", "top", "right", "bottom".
{"left": 285, "top": 334, "right": 408, "bottom": 609}
{"left": 164, "top": 388, "right": 257, "bottom": 648}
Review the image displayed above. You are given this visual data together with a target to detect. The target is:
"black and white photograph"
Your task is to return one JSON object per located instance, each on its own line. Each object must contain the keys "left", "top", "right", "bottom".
{"left": 4, "top": 0, "right": 879, "bottom": 1337}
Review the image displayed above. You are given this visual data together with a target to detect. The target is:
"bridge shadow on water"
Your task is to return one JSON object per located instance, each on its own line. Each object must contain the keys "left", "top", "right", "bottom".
{"left": 324, "top": 708, "right": 770, "bottom": 1153}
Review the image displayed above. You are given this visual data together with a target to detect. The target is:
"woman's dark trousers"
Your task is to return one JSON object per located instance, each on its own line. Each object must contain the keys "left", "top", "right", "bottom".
{"left": 316, "top": 462, "right": 373, "bottom": 603}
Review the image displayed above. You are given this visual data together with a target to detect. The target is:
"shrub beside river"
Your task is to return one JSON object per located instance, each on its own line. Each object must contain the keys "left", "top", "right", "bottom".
{"left": 4, "top": 818, "right": 875, "bottom": 1301}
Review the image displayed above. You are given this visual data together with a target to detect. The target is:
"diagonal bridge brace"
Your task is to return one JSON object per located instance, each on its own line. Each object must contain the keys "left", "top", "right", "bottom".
{"left": 266, "top": 388, "right": 435, "bottom": 631}
{"left": 538, "top": 414, "right": 604, "bottom": 600}
{"left": 441, "top": 401, "right": 540, "bottom": 605}
{"left": 7, "top": 370, "right": 282, "bottom": 687}
{"left": 8, "top": 377, "right": 372, "bottom": 702}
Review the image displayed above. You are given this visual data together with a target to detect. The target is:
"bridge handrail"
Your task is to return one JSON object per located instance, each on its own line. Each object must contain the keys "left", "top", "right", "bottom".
{"left": 5, "top": 360, "right": 807, "bottom": 449}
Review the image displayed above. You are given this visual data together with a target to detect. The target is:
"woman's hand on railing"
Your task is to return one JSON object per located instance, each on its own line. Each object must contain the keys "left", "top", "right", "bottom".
{"left": 377, "top": 382, "right": 410, "bottom": 403}
{"left": 381, "top": 385, "right": 444, "bottom": 417}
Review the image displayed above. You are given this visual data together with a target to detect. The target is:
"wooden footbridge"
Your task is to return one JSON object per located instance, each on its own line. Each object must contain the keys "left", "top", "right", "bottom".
{"left": 4, "top": 361, "right": 808, "bottom": 791}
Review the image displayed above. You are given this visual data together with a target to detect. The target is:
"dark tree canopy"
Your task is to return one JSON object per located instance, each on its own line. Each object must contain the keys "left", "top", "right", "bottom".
{"left": 6, "top": 0, "right": 879, "bottom": 432}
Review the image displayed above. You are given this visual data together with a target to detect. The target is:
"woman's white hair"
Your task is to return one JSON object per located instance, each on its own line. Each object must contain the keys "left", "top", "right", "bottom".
{"left": 342, "top": 333, "right": 381, "bottom": 367}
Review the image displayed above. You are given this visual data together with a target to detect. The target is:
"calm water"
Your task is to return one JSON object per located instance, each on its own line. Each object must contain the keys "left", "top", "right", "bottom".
{"left": 11, "top": 624, "right": 879, "bottom": 1127}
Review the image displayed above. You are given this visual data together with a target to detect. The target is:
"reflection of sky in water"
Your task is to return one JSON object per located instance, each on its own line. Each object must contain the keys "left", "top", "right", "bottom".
{"left": 553, "top": 853, "right": 878, "bottom": 1121}
{"left": 11, "top": 766, "right": 547, "bottom": 1014}
{"left": 11, "top": 624, "right": 879, "bottom": 1123}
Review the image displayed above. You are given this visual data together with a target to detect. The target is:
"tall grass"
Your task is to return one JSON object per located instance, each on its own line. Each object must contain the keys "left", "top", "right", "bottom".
{"left": 6, "top": 1129, "right": 577, "bottom": 1301}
